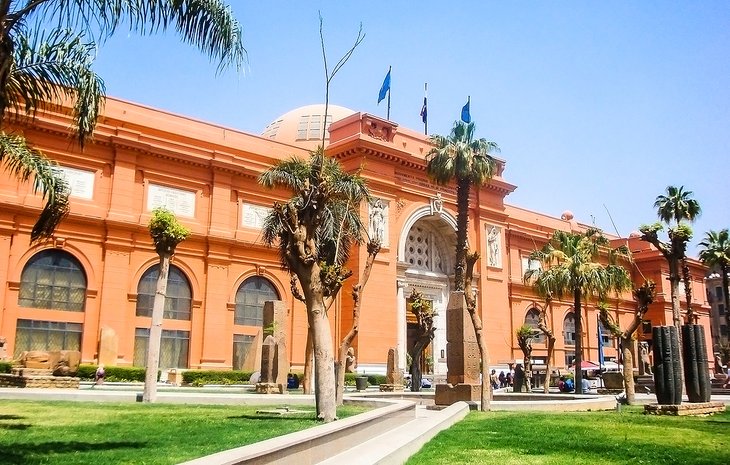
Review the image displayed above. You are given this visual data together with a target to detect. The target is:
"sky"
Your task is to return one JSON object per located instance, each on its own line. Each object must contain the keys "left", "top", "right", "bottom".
{"left": 89, "top": 1, "right": 728, "bottom": 255}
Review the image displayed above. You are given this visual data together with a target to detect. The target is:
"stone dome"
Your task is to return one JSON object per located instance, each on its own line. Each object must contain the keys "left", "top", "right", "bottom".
{"left": 262, "top": 104, "right": 356, "bottom": 150}
{"left": 560, "top": 210, "right": 574, "bottom": 221}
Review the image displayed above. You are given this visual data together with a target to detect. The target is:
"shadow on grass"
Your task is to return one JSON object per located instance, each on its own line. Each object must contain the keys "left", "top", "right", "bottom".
{"left": 0, "top": 414, "right": 24, "bottom": 420}
{"left": 227, "top": 414, "right": 316, "bottom": 421}
{"left": 0, "top": 423, "right": 31, "bottom": 430}
{"left": 0, "top": 440, "right": 147, "bottom": 465}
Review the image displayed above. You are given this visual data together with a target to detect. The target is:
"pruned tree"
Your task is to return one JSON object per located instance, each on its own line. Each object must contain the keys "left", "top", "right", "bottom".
{"left": 143, "top": 207, "right": 190, "bottom": 403}
{"left": 534, "top": 295, "right": 558, "bottom": 394}
{"left": 516, "top": 325, "right": 535, "bottom": 391}
{"left": 407, "top": 289, "right": 436, "bottom": 392}
{"left": 597, "top": 281, "right": 656, "bottom": 405}
{"left": 260, "top": 148, "right": 370, "bottom": 422}
{"left": 336, "top": 239, "right": 380, "bottom": 404}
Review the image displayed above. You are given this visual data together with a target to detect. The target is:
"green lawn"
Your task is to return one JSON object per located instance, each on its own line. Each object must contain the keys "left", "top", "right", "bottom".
{"left": 0, "top": 400, "right": 365, "bottom": 465}
{"left": 407, "top": 407, "right": 730, "bottom": 465}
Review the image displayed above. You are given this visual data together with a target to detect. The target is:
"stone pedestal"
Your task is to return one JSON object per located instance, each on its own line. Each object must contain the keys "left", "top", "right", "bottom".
{"left": 255, "top": 382, "right": 285, "bottom": 394}
{"left": 435, "top": 292, "right": 481, "bottom": 406}
{"left": 644, "top": 402, "right": 725, "bottom": 416}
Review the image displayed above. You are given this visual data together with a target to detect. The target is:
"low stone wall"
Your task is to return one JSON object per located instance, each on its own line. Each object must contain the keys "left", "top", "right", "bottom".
{"left": 180, "top": 399, "right": 416, "bottom": 465}
{"left": 0, "top": 373, "right": 80, "bottom": 389}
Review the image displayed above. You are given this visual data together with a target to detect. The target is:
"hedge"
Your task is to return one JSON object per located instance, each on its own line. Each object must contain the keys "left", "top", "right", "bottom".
{"left": 0, "top": 361, "right": 11, "bottom": 374}
{"left": 77, "top": 364, "right": 158, "bottom": 382}
{"left": 182, "top": 370, "right": 253, "bottom": 386}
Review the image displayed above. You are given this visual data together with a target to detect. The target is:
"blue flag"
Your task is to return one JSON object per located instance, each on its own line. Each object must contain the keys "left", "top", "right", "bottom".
{"left": 597, "top": 316, "right": 605, "bottom": 369}
{"left": 378, "top": 68, "right": 391, "bottom": 104}
{"left": 420, "top": 97, "right": 427, "bottom": 123}
{"left": 461, "top": 97, "right": 471, "bottom": 123}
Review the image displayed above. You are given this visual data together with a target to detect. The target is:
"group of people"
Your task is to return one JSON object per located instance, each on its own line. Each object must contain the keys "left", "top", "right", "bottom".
{"left": 489, "top": 369, "right": 514, "bottom": 390}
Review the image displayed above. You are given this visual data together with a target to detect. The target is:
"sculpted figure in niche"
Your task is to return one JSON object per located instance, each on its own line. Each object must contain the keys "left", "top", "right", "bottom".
{"left": 369, "top": 199, "right": 385, "bottom": 243}
{"left": 487, "top": 226, "right": 501, "bottom": 267}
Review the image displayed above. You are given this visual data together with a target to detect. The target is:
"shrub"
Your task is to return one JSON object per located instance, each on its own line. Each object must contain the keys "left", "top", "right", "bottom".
{"left": 343, "top": 373, "right": 387, "bottom": 386}
{"left": 77, "top": 364, "right": 158, "bottom": 382}
{"left": 182, "top": 370, "right": 253, "bottom": 387}
{"left": 0, "top": 361, "right": 11, "bottom": 373}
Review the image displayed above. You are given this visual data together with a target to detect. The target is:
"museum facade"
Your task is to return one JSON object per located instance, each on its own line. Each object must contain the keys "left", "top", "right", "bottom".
{"left": 0, "top": 98, "right": 712, "bottom": 375}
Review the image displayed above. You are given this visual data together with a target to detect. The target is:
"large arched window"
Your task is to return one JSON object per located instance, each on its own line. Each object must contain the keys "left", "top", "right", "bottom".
{"left": 235, "top": 277, "right": 279, "bottom": 326}
{"left": 563, "top": 312, "right": 576, "bottom": 346}
{"left": 524, "top": 308, "right": 545, "bottom": 343}
{"left": 18, "top": 250, "right": 87, "bottom": 311}
{"left": 136, "top": 265, "right": 192, "bottom": 320}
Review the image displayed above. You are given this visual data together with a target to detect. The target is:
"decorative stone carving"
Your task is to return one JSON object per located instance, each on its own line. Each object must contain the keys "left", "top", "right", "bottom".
{"left": 487, "top": 225, "right": 502, "bottom": 268}
{"left": 368, "top": 199, "right": 389, "bottom": 246}
{"left": 430, "top": 193, "right": 444, "bottom": 216}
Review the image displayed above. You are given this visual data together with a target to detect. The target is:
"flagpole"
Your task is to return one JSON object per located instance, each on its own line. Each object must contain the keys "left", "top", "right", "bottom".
{"left": 424, "top": 82, "right": 428, "bottom": 135}
{"left": 387, "top": 66, "right": 391, "bottom": 120}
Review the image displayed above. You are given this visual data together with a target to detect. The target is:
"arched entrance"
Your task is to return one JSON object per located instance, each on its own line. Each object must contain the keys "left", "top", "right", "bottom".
{"left": 397, "top": 205, "right": 456, "bottom": 377}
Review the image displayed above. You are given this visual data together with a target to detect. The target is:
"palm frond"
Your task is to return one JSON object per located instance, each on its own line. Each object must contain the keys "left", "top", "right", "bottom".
{"left": 0, "top": 132, "right": 69, "bottom": 240}
{"left": 33, "top": 0, "right": 246, "bottom": 71}
{"left": 6, "top": 27, "right": 105, "bottom": 146}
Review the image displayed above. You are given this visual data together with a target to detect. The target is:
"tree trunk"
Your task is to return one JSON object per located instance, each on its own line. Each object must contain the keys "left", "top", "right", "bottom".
{"left": 668, "top": 259, "right": 685, "bottom": 393}
{"left": 621, "top": 336, "right": 636, "bottom": 405}
{"left": 720, "top": 265, "right": 730, "bottom": 338}
{"left": 409, "top": 337, "right": 430, "bottom": 392}
{"left": 454, "top": 177, "right": 471, "bottom": 292}
{"left": 574, "top": 289, "right": 583, "bottom": 394}
{"left": 544, "top": 335, "right": 556, "bottom": 394}
{"left": 301, "top": 267, "right": 336, "bottom": 422}
{"left": 465, "top": 253, "right": 490, "bottom": 411}
{"left": 143, "top": 254, "right": 169, "bottom": 403}
{"left": 302, "top": 327, "right": 313, "bottom": 395}
{"left": 336, "top": 242, "right": 379, "bottom": 405}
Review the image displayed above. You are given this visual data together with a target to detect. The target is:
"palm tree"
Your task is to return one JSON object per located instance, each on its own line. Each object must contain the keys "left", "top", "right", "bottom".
{"left": 654, "top": 186, "right": 701, "bottom": 226}
{"left": 524, "top": 229, "right": 632, "bottom": 394}
{"left": 426, "top": 121, "right": 498, "bottom": 292}
{"left": 426, "top": 120, "right": 498, "bottom": 411}
{"left": 0, "top": 0, "right": 245, "bottom": 240}
{"left": 260, "top": 148, "right": 372, "bottom": 422}
{"left": 598, "top": 281, "right": 656, "bottom": 405}
{"left": 699, "top": 229, "right": 730, "bottom": 335}
{"left": 143, "top": 208, "right": 189, "bottom": 403}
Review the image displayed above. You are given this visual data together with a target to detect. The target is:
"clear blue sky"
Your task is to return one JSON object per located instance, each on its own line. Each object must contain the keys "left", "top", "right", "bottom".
{"left": 91, "top": 1, "right": 729, "bottom": 255}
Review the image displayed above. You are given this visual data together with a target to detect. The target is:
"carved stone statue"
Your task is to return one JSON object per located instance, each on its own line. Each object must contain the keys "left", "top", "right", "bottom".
{"left": 0, "top": 336, "right": 7, "bottom": 361}
{"left": 487, "top": 226, "right": 501, "bottom": 267}
{"left": 345, "top": 347, "right": 357, "bottom": 373}
{"left": 369, "top": 199, "right": 385, "bottom": 243}
{"left": 640, "top": 342, "right": 652, "bottom": 376}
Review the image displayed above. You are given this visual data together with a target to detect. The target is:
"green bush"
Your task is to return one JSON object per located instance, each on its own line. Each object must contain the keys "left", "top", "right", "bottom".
{"left": 367, "top": 374, "right": 387, "bottom": 385}
{"left": 0, "top": 361, "right": 11, "bottom": 373}
{"left": 182, "top": 370, "right": 253, "bottom": 387}
{"left": 343, "top": 373, "right": 387, "bottom": 386}
{"left": 78, "top": 364, "right": 158, "bottom": 382}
